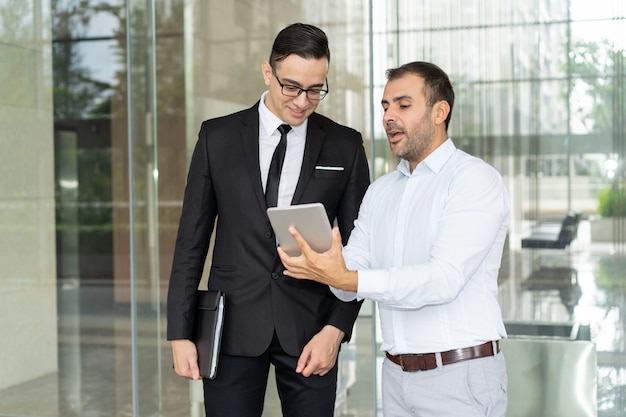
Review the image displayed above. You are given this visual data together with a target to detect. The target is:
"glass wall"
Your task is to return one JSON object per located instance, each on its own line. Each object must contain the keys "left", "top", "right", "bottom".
{"left": 1, "top": 0, "right": 163, "bottom": 415}
{"left": 0, "top": 0, "right": 624, "bottom": 416}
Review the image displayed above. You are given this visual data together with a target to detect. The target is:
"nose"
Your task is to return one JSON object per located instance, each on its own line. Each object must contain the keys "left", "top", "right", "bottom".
{"left": 383, "top": 109, "right": 394, "bottom": 124}
{"left": 293, "top": 92, "right": 310, "bottom": 107}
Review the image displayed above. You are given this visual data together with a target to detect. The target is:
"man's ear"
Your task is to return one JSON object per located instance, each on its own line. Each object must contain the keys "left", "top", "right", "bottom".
{"left": 261, "top": 61, "right": 272, "bottom": 87}
{"left": 432, "top": 100, "right": 450, "bottom": 126}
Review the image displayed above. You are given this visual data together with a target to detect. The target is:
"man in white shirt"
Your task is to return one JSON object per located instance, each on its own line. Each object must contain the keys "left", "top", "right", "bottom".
{"left": 278, "top": 61, "right": 509, "bottom": 417}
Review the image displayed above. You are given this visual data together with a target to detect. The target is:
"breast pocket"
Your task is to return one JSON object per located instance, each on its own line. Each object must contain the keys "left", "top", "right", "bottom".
{"left": 314, "top": 166, "right": 345, "bottom": 180}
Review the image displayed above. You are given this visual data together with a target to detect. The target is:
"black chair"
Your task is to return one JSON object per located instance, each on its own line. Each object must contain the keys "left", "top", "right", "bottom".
{"left": 521, "top": 212, "right": 581, "bottom": 249}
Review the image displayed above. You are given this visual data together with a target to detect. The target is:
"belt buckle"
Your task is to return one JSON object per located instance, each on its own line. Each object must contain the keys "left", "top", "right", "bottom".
{"left": 399, "top": 356, "right": 407, "bottom": 371}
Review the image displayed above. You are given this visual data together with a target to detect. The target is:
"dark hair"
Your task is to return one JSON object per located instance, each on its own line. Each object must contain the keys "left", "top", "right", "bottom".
{"left": 269, "top": 23, "right": 330, "bottom": 69}
{"left": 386, "top": 61, "right": 455, "bottom": 130}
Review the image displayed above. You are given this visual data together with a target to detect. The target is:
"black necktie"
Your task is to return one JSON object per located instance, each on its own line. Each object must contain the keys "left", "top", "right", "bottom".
{"left": 265, "top": 124, "right": 291, "bottom": 207}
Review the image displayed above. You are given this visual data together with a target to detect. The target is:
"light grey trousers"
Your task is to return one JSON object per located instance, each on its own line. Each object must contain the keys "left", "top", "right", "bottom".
{"left": 381, "top": 351, "right": 508, "bottom": 417}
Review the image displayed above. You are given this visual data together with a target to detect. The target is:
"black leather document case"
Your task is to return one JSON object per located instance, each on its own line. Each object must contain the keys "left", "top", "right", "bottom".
{"left": 192, "top": 290, "right": 225, "bottom": 379}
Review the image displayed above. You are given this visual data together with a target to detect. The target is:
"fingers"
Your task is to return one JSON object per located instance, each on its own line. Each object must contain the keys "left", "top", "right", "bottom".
{"left": 296, "top": 350, "right": 331, "bottom": 378}
{"left": 277, "top": 228, "right": 314, "bottom": 280}
{"left": 171, "top": 339, "right": 201, "bottom": 380}
{"left": 296, "top": 327, "right": 340, "bottom": 378}
{"left": 331, "top": 227, "right": 342, "bottom": 249}
{"left": 284, "top": 226, "right": 343, "bottom": 260}
{"left": 188, "top": 360, "right": 201, "bottom": 380}
{"left": 296, "top": 348, "right": 311, "bottom": 376}
{"left": 276, "top": 245, "right": 295, "bottom": 267}
{"left": 288, "top": 226, "right": 317, "bottom": 258}
{"left": 280, "top": 226, "right": 352, "bottom": 289}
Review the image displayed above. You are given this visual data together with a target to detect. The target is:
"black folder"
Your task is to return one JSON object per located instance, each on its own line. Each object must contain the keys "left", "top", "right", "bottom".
{"left": 192, "top": 290, "right": 225, "bottom": 379}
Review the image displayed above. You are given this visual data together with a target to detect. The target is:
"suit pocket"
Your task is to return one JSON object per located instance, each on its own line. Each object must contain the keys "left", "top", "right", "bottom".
{"left": 314, "top": 168, "right": 345, "bottom": 179}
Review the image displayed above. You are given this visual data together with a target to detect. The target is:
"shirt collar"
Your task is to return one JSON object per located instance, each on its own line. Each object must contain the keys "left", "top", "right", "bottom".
{"left": 397, "top": 138, "right": 456, "bottom": 176}
{"left": 258, "top": 91, "right": 308, "bottom": 138}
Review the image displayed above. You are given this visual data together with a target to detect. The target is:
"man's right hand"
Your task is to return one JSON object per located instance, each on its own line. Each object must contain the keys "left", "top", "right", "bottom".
{"left": 171, "top": 339, "right": 201, "bottom": 380}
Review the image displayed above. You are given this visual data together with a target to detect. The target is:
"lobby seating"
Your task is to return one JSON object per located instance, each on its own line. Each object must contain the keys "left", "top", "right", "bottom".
{"left": 521, "top": 211, "right": 581, "bottom": 249}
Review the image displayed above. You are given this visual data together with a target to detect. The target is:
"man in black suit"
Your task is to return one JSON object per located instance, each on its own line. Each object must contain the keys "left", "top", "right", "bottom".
{"left": 167, "top": 23, "right": 370, "bottom": 417}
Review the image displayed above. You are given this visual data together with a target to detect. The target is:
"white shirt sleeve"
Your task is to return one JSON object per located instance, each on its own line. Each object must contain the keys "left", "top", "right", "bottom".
{"left": 354, "top": 159, "right": 509, "bottom": 309}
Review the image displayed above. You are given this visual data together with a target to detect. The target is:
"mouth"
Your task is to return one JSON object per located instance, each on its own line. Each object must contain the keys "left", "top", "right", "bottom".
{"left": 288, "top": 106, "right": 309, "bottom": 118}
{"left": 386, "top": 129, "right": 404, "bottom": 144}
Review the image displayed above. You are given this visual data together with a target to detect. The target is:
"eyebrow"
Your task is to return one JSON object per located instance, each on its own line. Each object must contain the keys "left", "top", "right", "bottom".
{"left": 381, "top": 95, "right": 413, "bottom": 105}
{"left": 280, "top": 76, "right": 326, "bottom": 89}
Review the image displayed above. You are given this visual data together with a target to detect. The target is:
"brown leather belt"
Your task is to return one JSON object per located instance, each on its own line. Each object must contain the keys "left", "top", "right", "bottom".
{"left": 385, "top": 340, "right": 500, "bottom": 372}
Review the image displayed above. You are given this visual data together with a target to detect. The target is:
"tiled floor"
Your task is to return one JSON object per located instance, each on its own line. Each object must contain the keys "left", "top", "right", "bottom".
{"left": 1, "top": 220, "right": 625, "bottom": 416}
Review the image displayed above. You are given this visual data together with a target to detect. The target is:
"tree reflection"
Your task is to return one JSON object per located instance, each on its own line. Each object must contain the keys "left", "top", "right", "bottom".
{"left": 52, "top": 0, "right": 122, "bottom": 119}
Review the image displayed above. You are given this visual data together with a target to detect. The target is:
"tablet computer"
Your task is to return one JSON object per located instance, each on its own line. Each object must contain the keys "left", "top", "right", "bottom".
{"left": 267, "top": 202, "right": 332, "bottom": 256}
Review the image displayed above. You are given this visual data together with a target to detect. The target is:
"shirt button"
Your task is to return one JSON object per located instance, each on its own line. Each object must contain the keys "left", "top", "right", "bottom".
{"left": 271, "top": 272, "right": 280, "bottom": 280}
{"left": 264, "top": 231, "right": 273, "bottom": 239}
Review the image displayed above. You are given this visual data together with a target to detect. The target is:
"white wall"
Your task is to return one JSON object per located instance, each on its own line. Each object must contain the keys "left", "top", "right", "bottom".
{"left": 0, "top": 2, "right": 58, "bottom": 390}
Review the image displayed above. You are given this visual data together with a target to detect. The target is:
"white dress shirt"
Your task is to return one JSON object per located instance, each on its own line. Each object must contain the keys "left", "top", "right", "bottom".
{"left": 334, "top": 139, "right": 509, "bottom": 355}
{"left": 258, "top": 91, "right": 307, "bottom": 207}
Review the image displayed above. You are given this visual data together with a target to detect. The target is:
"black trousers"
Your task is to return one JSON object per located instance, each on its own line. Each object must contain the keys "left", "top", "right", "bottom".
{"left": 203, "top": 332, "right": 338, "bottom": 417}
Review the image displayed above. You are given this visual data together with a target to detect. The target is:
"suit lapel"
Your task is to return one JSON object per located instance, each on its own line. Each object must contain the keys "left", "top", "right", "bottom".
{"left": 291, "top": 115, "right": 324, "bottom": 204}
{"left": 239, "top": 104, "right": 267, "bottom": 211}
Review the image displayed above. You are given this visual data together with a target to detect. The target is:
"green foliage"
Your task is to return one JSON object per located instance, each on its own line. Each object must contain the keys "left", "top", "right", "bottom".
{"left": 567, "top": 39, "right": 626, "bottom": 133}
{"left": 595, "top": 256, "right": 626, "bottom": 290}
{"left": 597, "top": 186, "right": 626, "bottom": 217}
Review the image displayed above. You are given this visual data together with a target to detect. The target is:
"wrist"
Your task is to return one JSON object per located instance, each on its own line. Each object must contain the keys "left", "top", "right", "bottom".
{"left": 339, "top": 270, "right": 358, "bottom": 292}
{"left": 324, "top": 325, "right": 346, "bottom": 344}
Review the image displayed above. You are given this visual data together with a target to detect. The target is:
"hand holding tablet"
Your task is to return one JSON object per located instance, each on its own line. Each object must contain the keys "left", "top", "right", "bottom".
{"left": 267, "top": 203, "right": 332, "bottom": 256}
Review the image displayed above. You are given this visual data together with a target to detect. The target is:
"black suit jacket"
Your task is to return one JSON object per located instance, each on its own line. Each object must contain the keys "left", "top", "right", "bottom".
{"left": 167, "top": 102, "right": 370, "bottom": 357}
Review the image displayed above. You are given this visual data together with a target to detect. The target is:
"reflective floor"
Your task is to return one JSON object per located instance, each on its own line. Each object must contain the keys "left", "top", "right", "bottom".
{"left": 1, "top": 220, "right": 626, "bottom": 416}
{"left": 500, "top": 220, "right": 626, "bottom": 417}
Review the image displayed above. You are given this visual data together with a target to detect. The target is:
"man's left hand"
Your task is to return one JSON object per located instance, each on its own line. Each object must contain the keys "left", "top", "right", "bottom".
{"left": 296, "top": 325, "right": 344, "bottom": 377}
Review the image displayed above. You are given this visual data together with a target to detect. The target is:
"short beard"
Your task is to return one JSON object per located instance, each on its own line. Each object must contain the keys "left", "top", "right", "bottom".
{"left": 393, "top": 115, "right": 435, "bottom": 163}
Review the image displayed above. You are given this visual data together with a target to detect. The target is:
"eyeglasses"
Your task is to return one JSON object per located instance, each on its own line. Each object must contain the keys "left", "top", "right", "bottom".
{"left": 271, "top": 67, "right": 329, "bottom": 101}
